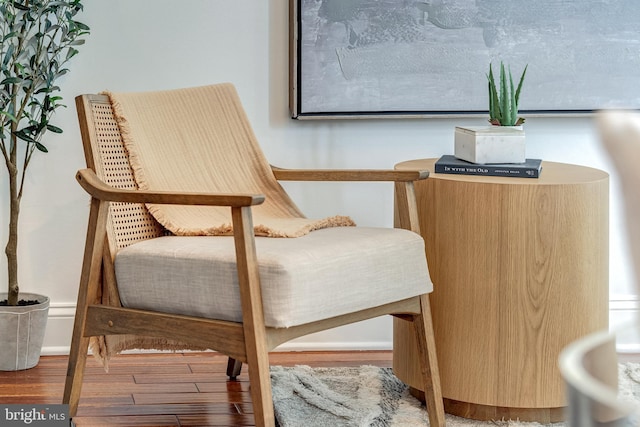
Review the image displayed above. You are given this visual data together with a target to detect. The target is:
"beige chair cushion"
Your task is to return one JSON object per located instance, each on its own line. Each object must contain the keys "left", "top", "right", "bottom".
{"left": 114, "top": 227, "right": 432, "bottom": 328}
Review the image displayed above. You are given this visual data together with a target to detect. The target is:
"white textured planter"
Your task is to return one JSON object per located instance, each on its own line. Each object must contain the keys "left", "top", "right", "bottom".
{"left": 454, "top": 126, "right": 526, "bottom": 164}
{"left": 0, "top": 293, "right": 49, "bottom": 371}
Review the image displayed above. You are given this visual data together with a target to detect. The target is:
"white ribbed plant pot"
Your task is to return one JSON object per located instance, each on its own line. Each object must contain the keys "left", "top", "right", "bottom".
{"left": 0, "top": 292, "right": 49, "bottom": 371}
{"left": 454, "top": 125, "right": 526, "bottom": 164}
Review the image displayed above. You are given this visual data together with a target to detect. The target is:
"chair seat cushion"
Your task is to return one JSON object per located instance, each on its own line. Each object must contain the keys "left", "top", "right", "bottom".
{"left": 114, "top": 227, "right": 432, "bottom": 328}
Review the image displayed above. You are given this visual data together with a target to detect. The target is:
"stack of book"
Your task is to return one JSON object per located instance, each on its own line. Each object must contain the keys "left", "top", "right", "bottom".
{"left": 434, "top": 155, "right": 542, "bottom": 178}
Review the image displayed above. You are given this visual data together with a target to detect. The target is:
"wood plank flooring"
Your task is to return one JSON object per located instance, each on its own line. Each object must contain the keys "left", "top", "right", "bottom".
{"left": 0, "top": 351, "right": 392, "bottom": 426}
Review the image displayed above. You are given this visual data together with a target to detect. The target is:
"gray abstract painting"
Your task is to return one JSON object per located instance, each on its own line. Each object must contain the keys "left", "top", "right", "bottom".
{"left": 292, "top": 0, "right": 640, "bottom": 118}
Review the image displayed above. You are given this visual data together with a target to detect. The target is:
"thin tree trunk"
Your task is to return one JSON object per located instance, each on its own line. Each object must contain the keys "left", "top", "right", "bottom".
{"left": 5, "top": 150, "right": 19, "bottom": 306}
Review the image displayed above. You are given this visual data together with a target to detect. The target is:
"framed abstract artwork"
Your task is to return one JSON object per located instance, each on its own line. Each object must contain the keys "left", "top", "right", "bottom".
{"left": 289, "top": 0, "right": 640, "bottom": 119}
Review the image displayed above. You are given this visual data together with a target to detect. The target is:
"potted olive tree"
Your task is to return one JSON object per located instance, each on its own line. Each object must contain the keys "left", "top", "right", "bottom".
{"left": 454, "top": 62, "right": 528, "bottom": 164}
{"left": 0, "top": 0, "right": 89, "bottom": 370}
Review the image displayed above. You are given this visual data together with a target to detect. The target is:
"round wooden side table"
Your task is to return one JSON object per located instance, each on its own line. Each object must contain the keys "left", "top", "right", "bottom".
{"left": 393, "top": 159, "right": 609, "bottom": 422}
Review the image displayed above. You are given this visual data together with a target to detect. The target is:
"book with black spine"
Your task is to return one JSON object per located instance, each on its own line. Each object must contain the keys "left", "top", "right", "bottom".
{"left": 434, "top": 155, "right": 542, "bottom": 178}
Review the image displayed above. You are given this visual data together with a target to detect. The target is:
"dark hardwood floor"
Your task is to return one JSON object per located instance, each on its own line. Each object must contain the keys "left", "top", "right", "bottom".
{"left": 0, "top": 351, "right": 393, "bottom": 426}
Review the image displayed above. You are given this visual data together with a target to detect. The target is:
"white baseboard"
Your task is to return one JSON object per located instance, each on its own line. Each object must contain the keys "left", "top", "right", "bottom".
{"left": 41, "top": 302, "right": 75, "bottom": 355}
{"left": 41, "top": 299, "right": 640, "bottom": 356}
{"left": 610, "top": 296, "right": 640, "bottom": 353}
{"left": 610, "top": 296, "right": 639, "bottom": 326}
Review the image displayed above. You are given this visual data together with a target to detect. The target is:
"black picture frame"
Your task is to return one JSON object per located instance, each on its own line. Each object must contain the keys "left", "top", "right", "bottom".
{"left": 290, "top": 0, "right": 640, "bottom": 120}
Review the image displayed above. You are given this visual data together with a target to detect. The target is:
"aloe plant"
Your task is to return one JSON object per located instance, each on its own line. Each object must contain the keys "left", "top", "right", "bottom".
{"left": 487, "top": 62, "right": 527, "bottom": 126}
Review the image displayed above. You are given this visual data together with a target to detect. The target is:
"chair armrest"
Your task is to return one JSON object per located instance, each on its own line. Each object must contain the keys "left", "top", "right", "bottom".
{"left": 76, "top": 168, "right": 265, "bottom": 207}
{"left": 271, "top": 166, "right": 426, "bottom": 233}
{"left": 271, "top": 166, "right": 428, "bottom": 182}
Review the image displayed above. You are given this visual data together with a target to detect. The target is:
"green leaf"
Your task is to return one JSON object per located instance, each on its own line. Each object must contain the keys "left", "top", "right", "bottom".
{"left": 45, "top": 24, "right": 61, "bottom": 34}
{"left": 2, "top": 44, "right": 15, "bottom": 67}
{"left": 514, "top": 64, "right": 528, "bottom": 107}
{"left": 72, "top": 20, "right": 90, "bottom": 31}
{"left": 2, "top": 32, "right": 18, "bottom": 43}
{"left": 486, "top": 64, "right": 501, "bottom": 122}
{"left": 0, "top": 110, "right": 17, "bottom": 123}
{"left": 499, "top": 62, "right": 510, "bottom": 125}
{"left": 46, "top": 124, "right": 63, "bottom": 133}
{"left": 12, "top": 3, "right": 30, "bottom": 11}
{"left": 508, "top": 67, "right": 517, "bottom": 125}
{"left": 14, "top": 130, "right": 37, "bottom": 144}
{"left": 1, "top": 76, "right": 22, "bottom": 85}
{"left": 35, "top": 142, "right": 48, "bottom": 153}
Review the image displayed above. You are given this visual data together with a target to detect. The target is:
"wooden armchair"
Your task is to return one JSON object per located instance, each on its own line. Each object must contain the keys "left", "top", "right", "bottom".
{"left": 63, "top": 84, "right": 445, "bottom": 427}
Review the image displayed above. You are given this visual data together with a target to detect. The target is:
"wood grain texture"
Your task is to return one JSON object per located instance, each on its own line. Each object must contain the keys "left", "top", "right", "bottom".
{"left": 272, "top": 167, "right": 428, "bottom": 182}
{"left": 76, "top": 168, "right": 265, "bottom": 207}
{"left": 393, "top": 159, "right": 609, "bottom": 421}
{"left": 63, "top": 196, "right": 110, "bottom": 416}
{"left": 4, "top": 351, "right": 392, "bottom": 426}
{"left": 412, "top": 294, "right": 446, "bottom": 426}
{"left": 232, "top": 206, "right": 274, "bottom": 427}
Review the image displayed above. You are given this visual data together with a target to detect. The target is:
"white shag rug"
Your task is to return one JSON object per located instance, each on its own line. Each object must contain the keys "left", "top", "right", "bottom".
{"left": 270, "top": 363, "right": 640, "bottom": 427}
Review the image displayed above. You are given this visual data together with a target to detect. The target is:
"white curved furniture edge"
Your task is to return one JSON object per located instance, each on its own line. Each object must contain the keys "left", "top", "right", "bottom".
{"left": 559, "top": 329, "right": 639, "bottom": 426}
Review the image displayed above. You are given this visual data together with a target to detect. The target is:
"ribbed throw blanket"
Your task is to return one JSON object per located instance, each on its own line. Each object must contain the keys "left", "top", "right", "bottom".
{"left": 106, "top": 83, "right": 354, "bottom": 237}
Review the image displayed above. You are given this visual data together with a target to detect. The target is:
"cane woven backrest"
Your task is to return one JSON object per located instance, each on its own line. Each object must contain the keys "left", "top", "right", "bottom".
{"left": 81, "top": 95, "right": 164, "bottom": 256}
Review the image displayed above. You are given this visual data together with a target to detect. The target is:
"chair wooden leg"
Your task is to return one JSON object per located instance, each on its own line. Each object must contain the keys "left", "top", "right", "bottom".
{"left": 246, "top": 347, "right": 275, "bottom": 427}
{"left": 226, "top": 357, "right": 242, "bottom": 380}
{"left": 63, "top": 335, "right": 91, "bottom": 417}
{"left": 413, "top": 294, "right": 446, "bottom": 427}
{"left": 64, "top": 198, "right": 110, "bottom": 417}
{"left": 232, "top": 206, "right": 275, "bottom": 427}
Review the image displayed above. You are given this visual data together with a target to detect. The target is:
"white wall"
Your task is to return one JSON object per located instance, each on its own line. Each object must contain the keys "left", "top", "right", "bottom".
{"left": 0, "top": 0, "right": 634, "bottom": 354}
